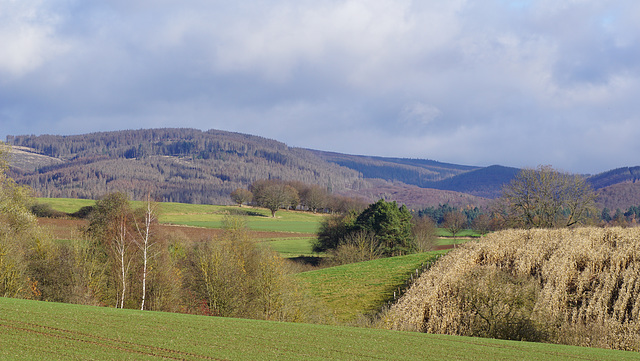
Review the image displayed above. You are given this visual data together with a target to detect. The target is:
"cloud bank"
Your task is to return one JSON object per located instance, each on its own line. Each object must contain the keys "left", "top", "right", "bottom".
{"left": 1, "top": 0, "right": 639, "bottom": 173}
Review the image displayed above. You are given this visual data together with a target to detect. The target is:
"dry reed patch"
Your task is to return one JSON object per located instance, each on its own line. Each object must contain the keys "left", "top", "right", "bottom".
{"left": 383, "top": 227, "right": 640, "bottom": 350}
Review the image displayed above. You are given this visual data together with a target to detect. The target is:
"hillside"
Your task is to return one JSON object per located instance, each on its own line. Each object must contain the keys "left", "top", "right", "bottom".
{"left": 594, "top": 182, "right": 640, "bottom": 211}
{"left": 422, "top": 165, "right": 520, "bottom": 198}
{"left": 340, "top": 179, "right": 491, "bottom": 210}
{"left": 3, "top": 128, "right": 493, "bottom": 207}
{"left": 309, "top": 149, "right": 477, "bottom": 185}
{"left": 5, "top": 128, "right": 640, "bottom": 209}
{"left": 587, "top": 166, "right": 640, "bottom": 189}
{"left": 5, "top": 129, "right": 364, "bottom": 204}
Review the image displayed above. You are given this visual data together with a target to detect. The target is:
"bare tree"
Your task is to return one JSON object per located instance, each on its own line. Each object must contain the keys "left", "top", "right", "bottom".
{"left": 301, "top": 185, "right": 327, "bottom": 213}
{"left": 230, "top": 188, "right": 253, "bottom": 207}
{"left": 412, "top": 216, "right": 437, "bottom": 252}
{"left": 133, "top": 194, "right": 158, "bottom": 310}
{"left": 471, "top": 214, "right": 492, "bottom": 236}
{"left": 500, "top": 165, "right": 596, "bottom": 228}
{"left": 112, "top": 210, "right": 135, "bottom": 309}
{"left": 251, "top": 180, "right": 299, "bottom": 217}
{"left": 444, "top": 211, "right": 466, "bottom": 240}
{"left": 88, "top": 192, "right": 136, "bottom": 308}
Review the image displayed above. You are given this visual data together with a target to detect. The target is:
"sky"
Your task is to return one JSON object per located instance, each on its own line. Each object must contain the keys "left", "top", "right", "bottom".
{"left": 1, "top": 0, "right": 639, "bottom": 174}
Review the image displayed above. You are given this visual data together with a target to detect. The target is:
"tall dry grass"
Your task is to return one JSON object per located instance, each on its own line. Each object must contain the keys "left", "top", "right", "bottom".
{"left": 382, "top": 227, "right": 640, "bottom": 351}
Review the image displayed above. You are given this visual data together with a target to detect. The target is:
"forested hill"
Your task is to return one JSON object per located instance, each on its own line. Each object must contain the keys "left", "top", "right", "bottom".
{"left": 6, "top": 128, "right": 367, "bottom": 204}
{"left": 5, "top": 128, "right": 639, "bottom": 208}
{"left": 7, "top": 128, "right": 477, "bottom": 205}
{"left": 309, "top": 150, "right": 478, "bottom": 186}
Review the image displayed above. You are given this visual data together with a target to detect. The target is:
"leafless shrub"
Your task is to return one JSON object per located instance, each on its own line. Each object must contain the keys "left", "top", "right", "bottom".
{"left": 412, "top": 216, "right": 437, "bottom": 252}
{"left": 323, "top": 230, "right": 381, "bottom": 266}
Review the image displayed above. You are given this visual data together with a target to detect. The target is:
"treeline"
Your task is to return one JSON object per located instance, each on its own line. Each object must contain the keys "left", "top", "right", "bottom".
{"left": 231, "top": 179, "right": 368, "bottom": 216}
{"left": 7, "top": 129, "right": 365, "bottom": 204}
{"left": 600, "top": 205, "right": 640, "bottom": 226}
{"left": 415, "top": 202, "right": 640, "bottom": 232}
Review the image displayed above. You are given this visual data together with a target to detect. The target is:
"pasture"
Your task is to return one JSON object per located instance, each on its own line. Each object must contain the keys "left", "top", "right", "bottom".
{"left": 36, "top": 197, "right": 323, "bottom": 234}
{"left": 296, "top": 251, "right": 448, "bottom": 322}
{"left": 1, "top": 297, "right": 636, "bottom": 361}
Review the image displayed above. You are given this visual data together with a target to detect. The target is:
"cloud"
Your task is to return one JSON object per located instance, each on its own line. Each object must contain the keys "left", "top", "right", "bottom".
{"left": 0, "top": 0, "right": 70, "bottom": 77}
{"left": 0, "top": 0, "right": 639, "bottom": 174}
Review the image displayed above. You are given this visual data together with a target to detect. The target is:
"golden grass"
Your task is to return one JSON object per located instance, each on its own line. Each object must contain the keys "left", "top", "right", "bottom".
{"left": 383, "top": 227, "right": 640, "bottom": 351}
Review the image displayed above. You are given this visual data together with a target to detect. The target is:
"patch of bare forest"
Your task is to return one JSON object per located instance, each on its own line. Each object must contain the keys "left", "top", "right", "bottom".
{"left": 383, "top": 227, "right": 640, "bottom": 351}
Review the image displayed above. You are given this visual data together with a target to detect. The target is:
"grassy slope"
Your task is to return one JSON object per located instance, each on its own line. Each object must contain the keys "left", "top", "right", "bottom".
{"left": 295, "top": 251, "right": 448, "bottom": 322}
{"left": 1, "top": 297, "right": 636, "bottom": 361}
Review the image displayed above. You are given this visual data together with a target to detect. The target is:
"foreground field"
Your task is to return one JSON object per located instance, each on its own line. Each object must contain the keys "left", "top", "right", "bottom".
{"left": 1, "top": 297, "right": 636, "bottom": 361}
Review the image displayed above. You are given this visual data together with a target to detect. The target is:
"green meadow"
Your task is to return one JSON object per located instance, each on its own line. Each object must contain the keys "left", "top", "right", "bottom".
{"left": 1, "top": 297, "right": 636, "bottom": 361}
{"left": 36, "top": 197, "right": 324, "bottom": 234}
{"left": 296, "top": 251, "right": 448, "bottom": 322}
{"left": 263, "top": 237, "right": 318, "bottom": 258}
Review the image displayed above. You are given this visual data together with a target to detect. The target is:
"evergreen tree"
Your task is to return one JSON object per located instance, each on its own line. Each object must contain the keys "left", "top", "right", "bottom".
{"left": 352, "top": 200, "right": 414, "bottom": 256}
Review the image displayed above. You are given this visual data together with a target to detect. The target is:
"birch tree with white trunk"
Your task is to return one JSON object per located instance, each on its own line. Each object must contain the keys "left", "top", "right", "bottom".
{"left": 134, "top": 194, "right": 158, "bottom": 311}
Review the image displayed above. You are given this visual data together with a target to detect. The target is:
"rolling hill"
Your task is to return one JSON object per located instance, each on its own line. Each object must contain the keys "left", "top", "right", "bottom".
{"left": 4, "top": 128, "right": 640, "bottom": 209}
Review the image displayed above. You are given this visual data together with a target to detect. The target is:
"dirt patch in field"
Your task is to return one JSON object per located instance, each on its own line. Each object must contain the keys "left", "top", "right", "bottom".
{"left": 37, "top": 218, "right": 314, "bottom": 242}
{"left": 38, "top": 218, "right": 87, "bottom": 240}
{"left": 434, "top": 244, "right": 456, "bottom": 251}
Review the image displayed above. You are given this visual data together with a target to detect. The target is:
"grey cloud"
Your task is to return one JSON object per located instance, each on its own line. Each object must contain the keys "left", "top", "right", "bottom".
{"left": 1, "top": 0, "right": 639, "bottom": 173}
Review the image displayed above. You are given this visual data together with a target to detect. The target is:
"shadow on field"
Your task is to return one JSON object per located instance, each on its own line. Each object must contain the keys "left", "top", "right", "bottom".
{"left": 288, "top": 256, "right": 323, "bottom": 267}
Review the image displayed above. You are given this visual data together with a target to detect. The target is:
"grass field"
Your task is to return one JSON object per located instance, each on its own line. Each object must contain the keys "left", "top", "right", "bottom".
{"left": 436, "top": 228, "right": 481, "bottom": 238}
{"left": 36, "top": 198, "right": 323, "bottom": 234}
{"left": 295, "top": 251, "right": 449, "bottom": 322}
{"left": 263, "top": 237, "right": 316, "bottom": 258}
{"left": 1, "top": 297, "right": 636, "bottom": 361}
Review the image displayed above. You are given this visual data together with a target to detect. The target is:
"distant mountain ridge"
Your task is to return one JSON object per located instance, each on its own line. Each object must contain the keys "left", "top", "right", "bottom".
{"left": 4, "top": 128, "right": 640, "bottom": 209}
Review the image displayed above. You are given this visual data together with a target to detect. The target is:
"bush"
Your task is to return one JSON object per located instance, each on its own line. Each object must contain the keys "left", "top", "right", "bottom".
{"left": 183, "top": 216, "right": 319, "bottom": 322}
{"left": 314, "top": 200, "right": 414, "bottom": 257}
{"left": 322, "top": 231, "right": 381, "bottom": 266}
{"left": 30, "top": 203, "right": 66, "bottom": 218}
{"left": 456, "top": 266, "right": 546, "bottom": 341}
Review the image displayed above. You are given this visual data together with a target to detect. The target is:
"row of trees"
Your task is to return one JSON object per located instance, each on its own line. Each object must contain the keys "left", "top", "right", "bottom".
{"left": 415, "top": 165, "right": 599, "bottom": 234}
{"left": 231, "top": 179, "right": 368, "bottom": 217}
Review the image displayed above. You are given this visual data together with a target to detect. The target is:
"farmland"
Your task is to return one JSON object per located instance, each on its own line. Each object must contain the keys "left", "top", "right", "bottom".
{"left": 35, "top": 197, "right": 470, "bottom": 254}
{"left": 4, "top": 197, "right": 640, "bottom": 358}
{"left": 36, "top": 197, "right": 322, "bottom": 234}
{"left": 296, "top": 251, "right": 448, "bottom": 322}
{"left": 1, "top": 297, "right": 637, "bottom": 361}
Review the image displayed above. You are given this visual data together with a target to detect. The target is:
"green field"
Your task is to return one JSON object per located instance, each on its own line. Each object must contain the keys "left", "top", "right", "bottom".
{"left": 36, "top": 198, "right": 324, "bottom": 234}
{"left": 264, "top": 237, "right": 317, "bottom": 257}
{"left": 1, "top": 297, "right": 635, "bottom": 361}
{"left": 296, "top": 251, "right": 448, "bottom": 322}
{"left": 436, "top": 228, "right": 481, "bottom": 238}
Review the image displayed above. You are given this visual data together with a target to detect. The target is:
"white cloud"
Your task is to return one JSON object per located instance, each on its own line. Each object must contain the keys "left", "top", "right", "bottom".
{"left": 0, "top": 0, "right": 69, "bottom": 77}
